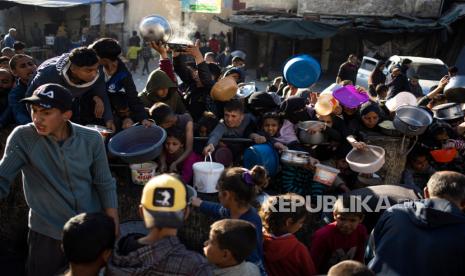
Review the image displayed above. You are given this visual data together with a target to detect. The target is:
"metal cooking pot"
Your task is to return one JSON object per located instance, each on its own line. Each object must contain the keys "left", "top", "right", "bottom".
{"left": 444, "top": 76, "right": 465, "bottom": 103}
{"left": 432, "top": 103, "right": 464, "bottom": 120}
{"left": 393, "top": 106, "right": 432, "bottom": 136}
{"left": 297, "top": 121, "right": 325, "bottom": 145}
{"left": 281, "top": 150, "right": 310, "bottom": 166}
{"left": 139, "top": 15, "right": 172, "bottom": 43}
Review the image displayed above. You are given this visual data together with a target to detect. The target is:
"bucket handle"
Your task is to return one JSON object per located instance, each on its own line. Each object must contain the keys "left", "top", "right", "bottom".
{"left": 407, "top": 125, "right": 419, "bottom": 132}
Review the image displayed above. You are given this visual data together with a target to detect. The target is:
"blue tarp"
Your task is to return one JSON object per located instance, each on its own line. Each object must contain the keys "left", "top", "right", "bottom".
{"left": 0, "top": 0, "right": 121, "bottom": 8}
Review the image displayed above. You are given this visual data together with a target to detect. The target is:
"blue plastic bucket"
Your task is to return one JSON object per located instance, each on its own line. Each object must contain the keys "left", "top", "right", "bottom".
{"left": 283, "top": 54, "right": 321, "bottom": 88}
{"left": 243, "top": 143, "right": 279, "bottom": 176}
{"left": 108, "top": 125, "right": 167, "bottom": 164}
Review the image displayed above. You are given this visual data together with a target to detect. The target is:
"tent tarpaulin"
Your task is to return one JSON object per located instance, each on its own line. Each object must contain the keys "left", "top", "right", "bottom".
{"left": 216, "top": 16, "right": 338, "bottom": 39}
{"left": 0, "top": 0, "right": 121, "bottom": 8}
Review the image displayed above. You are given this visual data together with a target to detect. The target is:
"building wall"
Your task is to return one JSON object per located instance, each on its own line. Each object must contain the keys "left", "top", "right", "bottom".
{"left": 243, "top": 0, "right": 298, "bottom": 10}
{"left": 124, "top": 0, "right": 232, "bottom": 47}
{"left": 298, "top": 0, "right": 444, "bottom": 18}
{"left": 0, "top": 5, "right": 89, "bottom": 46}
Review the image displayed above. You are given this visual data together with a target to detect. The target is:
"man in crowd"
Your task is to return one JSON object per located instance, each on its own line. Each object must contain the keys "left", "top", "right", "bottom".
{"left": 0, "top": 83, "right": 118, "bottom": 276}
{"left": 336, "top": 54, "right": 359, "bottom": 84}
{"left": 368, "top": 171, "right": 465, "bottom": 275}
{"left": 25, "top": 47, "right": 115, "bottom": 131}
{"left": 3, "top": 28, "right": 17, "bottom": 48}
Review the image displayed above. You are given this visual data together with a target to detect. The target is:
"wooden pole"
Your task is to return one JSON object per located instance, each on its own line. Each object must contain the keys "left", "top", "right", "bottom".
{"left": 100, "top": 0, "right": 106, "bottom": 36}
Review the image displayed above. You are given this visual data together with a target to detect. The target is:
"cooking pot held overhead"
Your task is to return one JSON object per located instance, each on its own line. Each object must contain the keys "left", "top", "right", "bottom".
{"left": 139, "top": 15, "right": 172, "bottom": 43}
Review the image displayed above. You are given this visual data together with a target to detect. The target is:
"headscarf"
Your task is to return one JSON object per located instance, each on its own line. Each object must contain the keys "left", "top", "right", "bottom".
{"left": 248, "top": 91, "right": 279, "bottom": 115}
{"left": 360, "top": 101, "right": 382, "bottom": 117}
{"left": 279, "top": 96, "right": 312, "bottom": 123}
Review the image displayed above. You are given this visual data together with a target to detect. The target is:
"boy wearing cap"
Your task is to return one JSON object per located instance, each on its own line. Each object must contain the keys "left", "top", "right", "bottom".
{"left": 107, "top": 174, "right": 213, "bottom": 276}
{"left": 0, "top": 83, "right": 118, "bottom": 276}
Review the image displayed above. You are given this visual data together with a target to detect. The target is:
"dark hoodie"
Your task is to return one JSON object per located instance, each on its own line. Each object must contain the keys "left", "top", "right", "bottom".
{"left": 263, "top": 234, "right": 316, "bottom": 276}
{"left": 106, "top": 234, "right": 213, "bottom": 276}
{"left": 138, "top": 69, "right": 186, "bottom": 114}
{"left": 25, "top": 53, "right": 113, "bottom": 123}
{"left": 368, "top": 198, "right": 465, "bottom": 276}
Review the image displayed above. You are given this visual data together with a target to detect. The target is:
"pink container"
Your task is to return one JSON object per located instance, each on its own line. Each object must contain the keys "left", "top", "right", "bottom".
{"left": 333, "top": 85, "right": 370, "bottom": 109}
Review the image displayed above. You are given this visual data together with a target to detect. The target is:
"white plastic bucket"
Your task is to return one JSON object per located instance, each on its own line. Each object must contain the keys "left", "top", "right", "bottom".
{"left": 193, "top": 154, "right": 224, "bottom": 193}
{"left": 130, "top": 162, "right": 158, "bottom": 186}
{"left": 313, "top": 163, "right": 340, "bottom": 186}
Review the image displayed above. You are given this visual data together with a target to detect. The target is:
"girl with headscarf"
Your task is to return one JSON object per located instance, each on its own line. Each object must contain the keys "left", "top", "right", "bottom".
{"left": 346, "top": 101, "right": 384, "bottom": 150}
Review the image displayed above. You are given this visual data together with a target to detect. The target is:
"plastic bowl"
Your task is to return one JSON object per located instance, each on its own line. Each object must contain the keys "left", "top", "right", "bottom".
{"left": 108, "top": 125, "right": 166, "bottom": 164}
{"left": 283, "top": 54, "right": 321, "bottom": 88}
{"left": 333, "top": 85, "right": 369, "bottom": 109}
{"left": 243, "top": 144, "right": 279, "bottom": 176}
{"left": 346, "top": 145, "right": 385, "bottom": 174}
{"left": 430, "top": 148, "right": 457, "bottom": 163}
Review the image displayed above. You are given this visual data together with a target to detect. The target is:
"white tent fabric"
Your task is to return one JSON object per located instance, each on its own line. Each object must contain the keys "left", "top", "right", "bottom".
{"left": 90, "top": 3, "right": 124, "bottom": 25}
{"left": 1, "top": 0, "right": 121, "bottom": 8}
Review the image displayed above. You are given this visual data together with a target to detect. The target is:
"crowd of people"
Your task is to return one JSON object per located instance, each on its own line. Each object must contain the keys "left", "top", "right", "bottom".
{"left": 0, "top": 25, "right": 465, "bottom": 276}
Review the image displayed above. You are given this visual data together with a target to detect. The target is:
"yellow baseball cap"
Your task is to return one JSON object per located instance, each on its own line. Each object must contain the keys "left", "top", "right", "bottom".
{"left": 140, "top": 174, "right": 196, "bottom": 228}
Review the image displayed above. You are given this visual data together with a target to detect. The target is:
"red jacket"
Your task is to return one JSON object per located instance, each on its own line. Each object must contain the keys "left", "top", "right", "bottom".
{"left": 310, "top": 222, "right": 368, "bottom": 274}
{"left": 263, "top": 234, "right": 316, "bottom": 276}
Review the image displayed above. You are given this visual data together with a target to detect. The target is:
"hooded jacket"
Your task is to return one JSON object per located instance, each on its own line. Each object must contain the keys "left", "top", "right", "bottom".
{"left": 263, "top": 234, "right": 316, "bottom": 276}
{"left": 368, "top": 198, "right": 465, "bottom": 276}
{"left": 138, "top": 69, "right": 186, "bottom": 114}
{"left": 104, "top": 59, "right": 147, "bottom": 122}
{"left": 25, "top": 53, "right": 113, "bottom": 123}
{"left": 106, "top": 234, "right": 213, "bottom": 276}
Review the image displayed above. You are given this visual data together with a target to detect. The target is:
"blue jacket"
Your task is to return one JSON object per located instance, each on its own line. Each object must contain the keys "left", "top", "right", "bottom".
{"left": 26, "top": 53, "right": 113, "bottom": 123}
{"left": 105, "top": 59, "right": 147, "bottom": 122}
{"left": 8, "top": 79, "right": 31, "bottom": 125}
{"left": 368, "top": 198, "right": 465, "bottom": 275}
{"left": 0, "top": 122, "right": 117, "bottom": 240}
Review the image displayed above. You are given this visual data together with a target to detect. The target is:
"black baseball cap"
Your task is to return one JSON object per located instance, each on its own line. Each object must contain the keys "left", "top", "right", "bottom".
{"left": 21, "top": 83, "right": 73, "bottom": 111}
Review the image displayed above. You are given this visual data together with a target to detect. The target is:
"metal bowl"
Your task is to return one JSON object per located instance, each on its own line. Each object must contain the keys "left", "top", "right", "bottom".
{"left": 281, "top": 150, "right": 310, "bottom": 166}
{"left": 139, "top": 15, "right": 172, "bottom": 43}
{"left": 297, "top": 121, "right": 325, "bottom": 145}
{"left": 444, "top": 76, "right": 465, "bottom": 103}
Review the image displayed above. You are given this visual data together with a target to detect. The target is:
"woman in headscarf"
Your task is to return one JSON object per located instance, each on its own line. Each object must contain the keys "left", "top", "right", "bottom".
{"left": 368, "top": 60, "right": 386, "bottom": 97}
{"left": 346, "top": 101, "right": 384, "bottom": 149}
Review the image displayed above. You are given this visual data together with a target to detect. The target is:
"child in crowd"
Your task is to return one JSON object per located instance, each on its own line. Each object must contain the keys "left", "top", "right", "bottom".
{"left": 160, "top": 129, "right": 201, "bottom": 184}
{"left": 106, "top": 174, "right": 213, "bottom": 275}
{"left": 203, "top": 99, "right": 262, "bottom": 163}
{"left": 310, "top": 196, "right": 368, "bottom": 274}
{"left": 259, "top": 112, "right": 298, "bottom": 151}
{"left": 204, "top": 219, "right": 260, "bottom": 276}
{"left": 8, "top": 54, "right": 37, "bottom": 124}
{"left": 327, "top": 260, "right": 374, "bottom": 276}
{"left": 402, "top": 147, "right": 436, "bottom": 189}
{"left": 150, "top": 103, "right": 195, "bottom": 175}
{"left": 139, "top": 68, "right": 186, "bottom": 113}
{"left": 260, "top": 194, "right": 316, "bottom": 276}
{"left": 0, "top": 55, "right": 10, "bottom": 69}
{"left": 126, "top": 44, "right": 140, "bottom": 73}
{"left": 90, "top": 38, "right": 150, "bottom": 130}
{"left": 0, "top": 69, "right": 14, "bottom": 128}
{"left": 139, "top": 42, "right": 154, "bottom": 75}
{"left": 191, "top": 167, "right": 266, "bottom": 275}
{"left": 62, "top": 212, "right": 115, "bottom": 276}
{"left": 194, "top": 111, "right": 219, "bottom": 155}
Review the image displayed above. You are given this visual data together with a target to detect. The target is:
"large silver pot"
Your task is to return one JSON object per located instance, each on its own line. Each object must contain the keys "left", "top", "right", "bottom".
{"left": 297, "top": 121, "right": 325, "bottom": 145}
{"left": 444, "top": 76, "right": 465, "bottom": 103}
{"left": 139, "top": 15, "right": 172, "bottom": 43}
{"left": 432, "top": 103, "right": 464, "bottom": 120}
{"left": 393, "top": 106, "right": 432, "bottom": 136}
